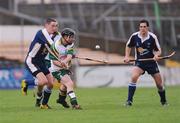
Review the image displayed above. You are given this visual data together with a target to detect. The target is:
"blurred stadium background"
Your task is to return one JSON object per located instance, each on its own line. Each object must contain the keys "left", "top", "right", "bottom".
{"left": 0, "top": 0, "right": 180, "bottom": 89}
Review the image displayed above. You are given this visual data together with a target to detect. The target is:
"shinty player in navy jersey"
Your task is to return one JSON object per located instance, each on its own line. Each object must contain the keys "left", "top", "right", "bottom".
{"left": 123, "top": 19, "right": 168, "bottom": 106}
{"left": 21, "top": 28, "right": 61, "bottom": 96}
{"left": 25, "top": 18, "right": 60, "bottom": 109}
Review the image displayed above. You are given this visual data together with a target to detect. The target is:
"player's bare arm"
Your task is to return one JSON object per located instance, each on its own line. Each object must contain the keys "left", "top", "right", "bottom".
{"left": 124, "top": 46, "right": 132, "bottom": 63}
{"left": 52, "top": 60, "right": 68, "bottom": 69}
{"left": 153, "top": 50, "right": 162, "bottom": 61}
{"left": 62, "top": 54, "right": 73, "bottom": 64}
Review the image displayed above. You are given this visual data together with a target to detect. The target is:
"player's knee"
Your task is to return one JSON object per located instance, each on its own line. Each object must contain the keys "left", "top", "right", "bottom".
{"left": 66, "top": 81, "right": 74, "bottom": 88}
{"left": 131, "top": 75, "right": 139, "bottom": 82}
{"left": 60, "top": 84, "right": 67, "bottom": 90}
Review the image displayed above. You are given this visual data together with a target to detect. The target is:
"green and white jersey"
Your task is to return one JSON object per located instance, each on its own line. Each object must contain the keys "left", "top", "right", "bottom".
{"left": 49, "top": 39, "right": 75, "bottom": 72}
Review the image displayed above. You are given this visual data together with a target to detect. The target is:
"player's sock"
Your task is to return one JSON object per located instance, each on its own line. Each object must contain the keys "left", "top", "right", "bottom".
{"left": 158, "top": 89, "right": 167, "bottom": 104}
{"left": 58, "top": 90, "right": 67, "bottom": 102}
{"left": 42, "top": 86, "right": 52, "bottom": 105}
{"left": 67, "top": 91, "right": 78, "bottom": 106}
{"left": 56, "top": 90, "right": 70, "bottom": 108}
{"left": 35, "top": 92, "right": 42, "bottom": 107}
{"left": 127, "top": 82, "right": 136, "bottom": 102}
{"left": 21, "top": 79, "right": 28, "bottom": 95}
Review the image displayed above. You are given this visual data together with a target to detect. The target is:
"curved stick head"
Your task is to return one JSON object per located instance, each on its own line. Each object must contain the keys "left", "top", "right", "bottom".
{"left": 161, "top": 51, "right": 176, "bottom": 59}
{"left": 170, "top": 51, "right": 176, "bottom": 57}
{"left": 103, "top": 60, "right": 109, "bottom": 64}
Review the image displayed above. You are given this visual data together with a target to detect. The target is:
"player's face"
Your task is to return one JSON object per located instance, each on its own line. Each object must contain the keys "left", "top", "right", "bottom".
{"left": 139, "top": 23, "right": 148, "bottom": 35}
{"left": 45, "top": 21, "right": 58, "bottom": 34}
{"left": 64, "top": 35, "right": 75, "bottom": 45}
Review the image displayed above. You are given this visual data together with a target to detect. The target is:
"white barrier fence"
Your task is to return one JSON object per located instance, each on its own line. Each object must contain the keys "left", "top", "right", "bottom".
{"left": 0, "top": 25, "right": 41, "bottom": 43}
{"left": 76, "top": 66, "right": 180, "bottom": 88}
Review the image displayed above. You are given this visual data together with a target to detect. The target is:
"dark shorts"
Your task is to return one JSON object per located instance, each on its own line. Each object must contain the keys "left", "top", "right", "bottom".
{"left": 135, "top": 61, "right": 160, "bottom": 75}
{"left": 25, "top": 56, "right": 50, "bottom": 77}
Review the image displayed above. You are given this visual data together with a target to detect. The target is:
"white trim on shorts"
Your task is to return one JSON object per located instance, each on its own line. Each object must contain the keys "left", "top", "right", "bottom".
{"left": 26, "top": 56, "right": 38, "bottom": 73}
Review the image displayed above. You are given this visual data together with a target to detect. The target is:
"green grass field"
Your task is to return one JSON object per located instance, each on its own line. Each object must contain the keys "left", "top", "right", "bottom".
{"left": 0, "top": 86, "right": 180, "bottom": 123}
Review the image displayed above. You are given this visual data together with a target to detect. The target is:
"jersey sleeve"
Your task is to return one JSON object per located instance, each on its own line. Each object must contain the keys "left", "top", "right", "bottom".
{"left": 153, "top": 35, "right": 161, "bottom": 51}
{"left": 33, "top": 30, "right": 49, "bottom": 45}
{"left": 126, "top": 34, "right": 136, "bottom": 47}
{"left": 33, "top": 31, "right": 43, "bottom": 44}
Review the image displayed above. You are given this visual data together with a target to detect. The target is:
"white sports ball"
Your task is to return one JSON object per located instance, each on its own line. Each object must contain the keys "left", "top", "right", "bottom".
{"left": 95, "top": 45, "right": 100, "bottom": 49}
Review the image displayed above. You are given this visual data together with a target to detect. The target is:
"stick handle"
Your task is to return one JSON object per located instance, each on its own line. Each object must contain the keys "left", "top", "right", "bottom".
{"left": 75, "top": 56, "right": 108, "bottom": 64}
{"left": 45, "top": 44, "right": 59, "bottom": 60}
{"left": 129, "top": 51, "right": 175, "bottom": 62}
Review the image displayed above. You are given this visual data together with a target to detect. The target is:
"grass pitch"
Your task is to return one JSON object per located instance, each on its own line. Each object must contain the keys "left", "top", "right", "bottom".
{"left": 0, "top": 86, "right": 180, "bottom": 123}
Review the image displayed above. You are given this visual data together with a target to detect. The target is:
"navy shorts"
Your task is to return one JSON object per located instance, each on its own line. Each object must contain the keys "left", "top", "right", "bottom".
{"left": 135, "top": 61, "right": 160, "bottom": 75}
{"left": 25, "top": 56, "right": 50, "bottom": 77}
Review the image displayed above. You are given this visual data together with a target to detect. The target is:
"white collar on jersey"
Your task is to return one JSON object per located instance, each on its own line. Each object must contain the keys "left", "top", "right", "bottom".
{"left": 137, "top": 31, "right": 150, "bottom": 43}
{"left": 67, "top": 43, "right": 74, "bottom": 48}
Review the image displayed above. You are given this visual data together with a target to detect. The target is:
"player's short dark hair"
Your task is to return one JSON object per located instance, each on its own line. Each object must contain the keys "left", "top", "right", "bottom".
{"left": 61, "top": 28, "right": 75, "bottom": 37}
{"left": 45, "top": 18, "right": 57, "bottom": 24}
{"left": 139, "top": 19, "right": 149, "bottom": 27}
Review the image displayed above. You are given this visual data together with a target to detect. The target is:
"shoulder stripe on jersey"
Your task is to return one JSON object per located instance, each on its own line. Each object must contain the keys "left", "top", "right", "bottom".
{"left": 42, "top": 28, "right": 54, "bottom": 45}
{"left": 126, "top": 32, "right": 138, "bottom": 46}
{"left": 28, "top": 43, "right": 41, "bottom": 57}
{"left": 149, "top": 32, "right": 161, "bottom": 51}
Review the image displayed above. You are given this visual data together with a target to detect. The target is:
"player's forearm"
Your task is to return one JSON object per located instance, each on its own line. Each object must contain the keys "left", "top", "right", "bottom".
{"left": 154, "top": 50, "right": 162, "bottom": 57}
{"left": 53, "top": 60, "right": 63, "bottom": 68}
{"left": 63, "top": 54, "right": 72, "bottom": 63}
{"left": 125, "top": 47, "right": 131, "bottom": 57}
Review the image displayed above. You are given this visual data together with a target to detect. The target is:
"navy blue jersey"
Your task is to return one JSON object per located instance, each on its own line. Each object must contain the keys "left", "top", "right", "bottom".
{"left": 27, "top": 29, "right": 53, "bottom": 60}
{"left": 127, "top": 31, "right": 161, "bottom": 59}
{"left": 25, "top": 29, "right": 55, "bottom": 76}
